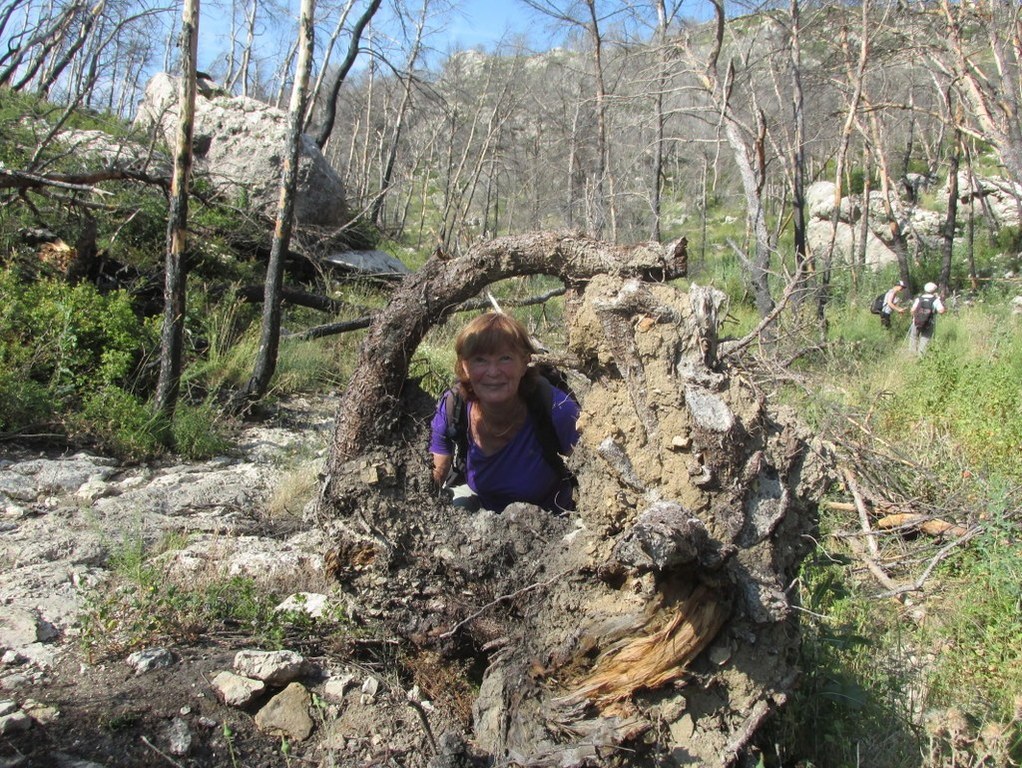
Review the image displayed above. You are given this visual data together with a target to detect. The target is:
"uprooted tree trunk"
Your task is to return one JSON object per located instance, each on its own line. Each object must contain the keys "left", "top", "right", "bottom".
{"left": 317, "top": 232, "right": 830, "bottom": 768}
{"left": 323, "top": 232, "right": 689, "bottom": 480}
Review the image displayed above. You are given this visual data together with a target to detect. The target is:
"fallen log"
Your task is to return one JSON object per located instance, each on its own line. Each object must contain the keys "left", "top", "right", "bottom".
{"left": 323, "top": 232, "right": 688, "bottom": 472}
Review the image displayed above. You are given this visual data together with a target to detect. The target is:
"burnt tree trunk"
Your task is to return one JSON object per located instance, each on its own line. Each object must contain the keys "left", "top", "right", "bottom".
{"left": 323, "top": 232, "right": 687, "bottom": 487}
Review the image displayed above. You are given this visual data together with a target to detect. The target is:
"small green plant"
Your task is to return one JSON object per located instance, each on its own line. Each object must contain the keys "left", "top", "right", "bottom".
{"left": 223, "top": 722, "right": 240, "bottom": 768}
{"left": 77, "top": 536, "right": 344, "bottom": 661}
{"left": 171, "top": 399, "right": 231, "bottom": 459}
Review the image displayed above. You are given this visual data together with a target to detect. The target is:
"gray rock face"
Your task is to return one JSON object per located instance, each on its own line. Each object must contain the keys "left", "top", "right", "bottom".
{"left": 134, "top": 73, "right": 347, "bottom": 227}
{"left": 945, "top": 172, "right": 1022, "bottom": 228}
{"left": 0, "top": 395, "right": 335, "bottom": 677}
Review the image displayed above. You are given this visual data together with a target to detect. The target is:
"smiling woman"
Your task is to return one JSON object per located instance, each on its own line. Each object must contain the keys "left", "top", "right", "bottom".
{"left": 428, "top": 312, "right": 580, "bottom": 512}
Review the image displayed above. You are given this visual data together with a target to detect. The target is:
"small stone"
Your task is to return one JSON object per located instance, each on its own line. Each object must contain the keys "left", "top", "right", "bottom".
{"left": 233, "top": 649, "right": 305, "bottom": 685}
{"left": 254, "top": 682, "right": 314, "bottom": 741}
{"left": 275, "top": 592, "right": 329, "bottom": 619}
{"left": 0, "top": 711, "right": 32, "bottom": 736}
{"left": 0, "top": 701, "right": 18, "bottom": 717}
{"left": 211, "top": 671, "right": 266, "bottom": 708}
{"left": 669, "top": 713, "right": 696, "bottom": 743}
{"left": 21, "top": 699, "right": 59, "bottom": 726}
{"left": 670, "top": 435, "right": 692, "bottom": 451}
{"left": 126, "top": 648, "right": 175, "bottom": 675}
{"left": 636, "top": 315, "right": 657, "bottom": 332}
{"left": 2, "top": 503, "right": 27, "bottom": 518}
{"left": 322, "top": 672, "right": 355, "bottom": 702}
{"left": 360, "top": 676, "right": 379, "bottom": 697}
{"left": 166, "top": 716, "right": 192, "bottom": 756}
{"left": 0, "top": 673, "right": 30, "bottom": 690}
{"left": 708, "top": 644, "right": 732, "bottom": 666}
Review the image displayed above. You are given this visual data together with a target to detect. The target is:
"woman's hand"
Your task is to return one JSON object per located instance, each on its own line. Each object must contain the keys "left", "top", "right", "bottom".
{"left": 432, "top": 453, "right": 452, "bottom": 486}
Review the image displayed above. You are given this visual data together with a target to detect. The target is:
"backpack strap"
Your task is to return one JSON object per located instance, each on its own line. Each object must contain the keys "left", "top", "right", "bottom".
{"left": 522, "top": 377, "right": 575, "bottom": 485}
{"left": 442, "top": 389, "right": 469, "bottom": 486}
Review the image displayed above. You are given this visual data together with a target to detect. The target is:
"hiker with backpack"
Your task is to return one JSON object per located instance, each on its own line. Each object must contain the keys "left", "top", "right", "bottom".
{"left": 908, "top": 282, "right": 945, "bottom": 355}
{"left": 429, "top": 312, "right": 580, "bottom": 513}
{"left": 877, "top": 280, "right": 908, "bottom": 328}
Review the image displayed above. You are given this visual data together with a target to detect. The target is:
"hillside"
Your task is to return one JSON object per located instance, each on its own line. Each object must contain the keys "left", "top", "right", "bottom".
{"left": 2, "top": 1, "right": 1022, "bottom": 764}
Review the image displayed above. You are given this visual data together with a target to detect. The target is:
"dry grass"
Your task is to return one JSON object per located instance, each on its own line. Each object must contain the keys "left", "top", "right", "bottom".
{"left": 265, "top": 460, "right": 321, "bottom": 519}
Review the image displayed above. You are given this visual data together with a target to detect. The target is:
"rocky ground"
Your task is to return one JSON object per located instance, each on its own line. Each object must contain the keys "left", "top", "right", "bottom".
{"left": 0, "top": 395, "right": 438, "bottom": 767}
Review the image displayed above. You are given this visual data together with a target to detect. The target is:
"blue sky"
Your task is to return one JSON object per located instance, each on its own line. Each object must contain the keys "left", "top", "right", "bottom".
{"left": 436, "top": 0, "right": 715, "bottom": 52}
{"left": 441, "top": 0, "right": 552, "bottom": 50}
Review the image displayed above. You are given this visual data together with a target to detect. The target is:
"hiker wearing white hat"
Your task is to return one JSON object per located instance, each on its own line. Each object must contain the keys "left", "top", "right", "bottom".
{"left": 908, "top": 282, "right": 945, "bottom": 355}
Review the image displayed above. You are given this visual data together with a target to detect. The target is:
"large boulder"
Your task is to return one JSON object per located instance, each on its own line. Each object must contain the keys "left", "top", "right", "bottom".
{"left": 939, "top": 172, "right": 1022, "bottom": 229}
{"left": 134, "top": 73, "right": 347, "bottom": 227}
{"left": 807, "top": 218, "right": 900, "bottom": 268}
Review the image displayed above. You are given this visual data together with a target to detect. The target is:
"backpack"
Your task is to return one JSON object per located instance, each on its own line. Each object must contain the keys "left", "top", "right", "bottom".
{"left": 914, "top": 295, "right": 936, "bottom": 330}
{"left": 442, "top": 367, "right": 577, "bottom": 488}
{"left": 870, "top": 293, "right": 885, "bottom": 315}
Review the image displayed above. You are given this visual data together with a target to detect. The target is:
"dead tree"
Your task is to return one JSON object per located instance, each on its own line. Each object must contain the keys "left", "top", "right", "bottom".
{"left": 154, "top": 0, "right": 198, "bottom": 421}
{"left": 322, "top": 231, "right": 688, "bottom": 486}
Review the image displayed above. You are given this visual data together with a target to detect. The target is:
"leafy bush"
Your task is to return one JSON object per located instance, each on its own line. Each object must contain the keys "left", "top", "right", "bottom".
{"left": 76, "top": 385, "right": 166, "bottom": 460}
{"left": 994, "top": 225, "right": 1022, "bottom": 255}
{"left": 0, "top": 269, "right": 155, "bottom": 435}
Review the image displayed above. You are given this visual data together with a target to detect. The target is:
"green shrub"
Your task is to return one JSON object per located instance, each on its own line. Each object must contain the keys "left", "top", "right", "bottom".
{"left": 171, "top": 400, "right": 231, "bottom": 459}
{"left": 0, "top": 367, "right": 51, "bottom": 432}
{"left": 994, "top": 225, "right": 1022, "bottom": 254}
{"left": 77, "top": 385, "right": 166, "bottom": 460}
{"left": 0, "top": 270, "right": 155, "bottom": 437}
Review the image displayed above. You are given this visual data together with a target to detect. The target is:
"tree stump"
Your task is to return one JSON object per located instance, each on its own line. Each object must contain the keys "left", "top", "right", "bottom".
{"left": 317, "top": 234, "right": 829, "bottom": 767}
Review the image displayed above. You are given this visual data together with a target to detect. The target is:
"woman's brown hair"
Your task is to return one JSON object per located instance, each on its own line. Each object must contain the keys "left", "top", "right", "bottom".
{"left": 454, "top": 312, "right": 540, "bottom": 400}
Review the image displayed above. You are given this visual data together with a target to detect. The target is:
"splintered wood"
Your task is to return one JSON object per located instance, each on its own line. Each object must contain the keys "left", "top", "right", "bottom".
{"left": 876, "top": 513, "right": 969, "bottom": 538}
{"left": 566, "top": 584, "right": 726, "bottom": 707}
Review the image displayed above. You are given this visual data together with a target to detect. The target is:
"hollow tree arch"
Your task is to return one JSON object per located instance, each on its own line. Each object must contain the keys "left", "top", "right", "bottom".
{"left": 322, "top": 232, "right": 687, "bottom": 491}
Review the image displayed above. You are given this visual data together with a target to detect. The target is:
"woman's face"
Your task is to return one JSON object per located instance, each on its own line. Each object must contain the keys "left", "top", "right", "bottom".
{"left": 461, "top": 344, "right": 528, "bottom": 408}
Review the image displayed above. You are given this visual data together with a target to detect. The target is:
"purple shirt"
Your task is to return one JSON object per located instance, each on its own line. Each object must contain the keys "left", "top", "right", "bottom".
{"left": 429, "top": 386, "right": 580, "bottom": 512}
